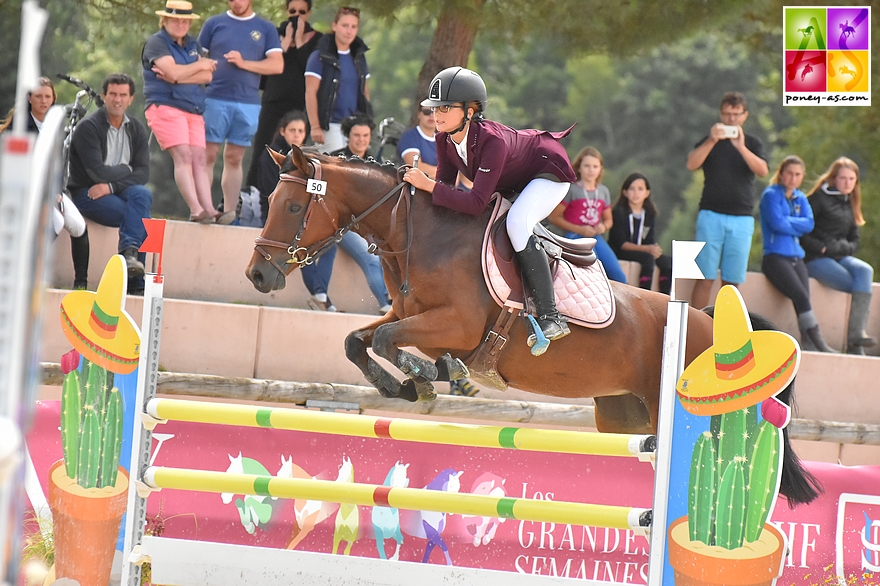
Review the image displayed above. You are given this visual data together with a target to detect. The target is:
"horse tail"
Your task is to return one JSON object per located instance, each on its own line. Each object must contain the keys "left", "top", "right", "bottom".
{"left": 702, "top": 307, "right": 823, "bottom": 506}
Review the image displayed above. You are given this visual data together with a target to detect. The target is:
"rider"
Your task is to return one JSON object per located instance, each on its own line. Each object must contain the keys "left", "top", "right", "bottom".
{"left": 403, "top": 66, "right": 576, "bottom": 354}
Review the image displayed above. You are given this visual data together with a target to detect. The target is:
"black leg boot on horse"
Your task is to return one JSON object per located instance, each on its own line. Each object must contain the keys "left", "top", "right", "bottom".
{"left": 516, "top": 235, "right": 570, "bottom": 356}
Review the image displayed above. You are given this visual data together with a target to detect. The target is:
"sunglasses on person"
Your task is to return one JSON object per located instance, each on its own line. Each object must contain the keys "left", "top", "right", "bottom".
{"left": 431, "top": 104, "right": 464, "bottom": 114}
{"left": 288, "top": 8, "right": 308, "bottom": 15}
{"left": 338, "top": 6, "right": 360, "bottom": 16}
{"left": 419, "top": 108, "right": 433, "bottom": 116}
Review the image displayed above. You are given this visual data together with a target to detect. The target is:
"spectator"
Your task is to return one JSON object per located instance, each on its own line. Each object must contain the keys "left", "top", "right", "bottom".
{"left": 686, "top": 92, "right": 769, "bottom": 309}
{"left": 67, "top": 73, "right": 152, "bottom": 294}
{"left": 802, "top": 157, "right": 875, "bottom": 354}
{"left": 304, "top": 6, "right": 372, "bottom": 153}
{"left": 547, "top": 146, "right": 627, "bottom": 283}
{"left": 244, "top": 0, "right": 322, "bottom": 193}
{"left": 198, "top": 0, "right": 282, "bottom": 224}
{"left": 608, "top": 172, "right": 672, "bottom": 294}
{"left": 1, "top": 78, "right": 90, "bottom": 290}
{"left": 759, "top": 155, "right": 833, "bottom": 352}
{"left": 142, "top": 0, "right": 219, "bottom": 223}
{"left": 397, "top": 105, "right": 437, "bottom": 178}
{"left": 329, "top": 114, "right": 374, "bottom": 158}
{"left": 255, "top": 110, "right": 307, "bottom": 221}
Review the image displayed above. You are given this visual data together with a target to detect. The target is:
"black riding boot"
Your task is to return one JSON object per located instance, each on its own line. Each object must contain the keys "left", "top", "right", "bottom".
{"left": 516, "top": 236, "right": 570, "bottom": 351}
{"left": 71, "top": 230, "right": 89, "bottom": 290}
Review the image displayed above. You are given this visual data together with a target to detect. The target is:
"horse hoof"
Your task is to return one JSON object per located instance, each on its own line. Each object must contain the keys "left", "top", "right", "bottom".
{"left": 398, "top": 380, "right": 419, "bottom": 402}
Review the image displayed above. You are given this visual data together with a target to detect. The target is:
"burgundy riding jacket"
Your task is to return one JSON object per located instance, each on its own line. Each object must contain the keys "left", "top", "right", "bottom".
{"left": 432, "top": 119, "right": 577, "bottom": 216}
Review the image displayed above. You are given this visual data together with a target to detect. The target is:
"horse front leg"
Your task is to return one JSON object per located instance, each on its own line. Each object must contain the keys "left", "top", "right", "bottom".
{"left": 371, "top": 309, "right": 479, "bottom": 402}
{"left": 344, "top": 313, "right": 406, "bottom": 399}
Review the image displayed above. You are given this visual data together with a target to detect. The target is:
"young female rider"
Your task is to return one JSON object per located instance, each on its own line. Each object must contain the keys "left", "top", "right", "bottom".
{"left": 403, "top": 67, "right": 577, "bottom": 354}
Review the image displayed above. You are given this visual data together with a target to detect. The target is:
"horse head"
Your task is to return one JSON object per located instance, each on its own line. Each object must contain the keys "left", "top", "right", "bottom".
{"left": 245, "top": 144, "right": 400, "bottom": 293}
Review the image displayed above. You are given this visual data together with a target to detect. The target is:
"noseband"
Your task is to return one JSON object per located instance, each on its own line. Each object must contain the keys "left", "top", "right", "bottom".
{"left": 253, "top": 157, "right": 408, "bottom": 282}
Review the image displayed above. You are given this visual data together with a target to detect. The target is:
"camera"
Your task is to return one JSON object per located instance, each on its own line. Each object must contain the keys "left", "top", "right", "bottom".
{"left": 719, "top": 125, "right": 739, "bottom": 139}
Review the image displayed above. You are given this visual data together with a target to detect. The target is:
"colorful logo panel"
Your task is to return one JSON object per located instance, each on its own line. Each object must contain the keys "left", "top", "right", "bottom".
{"left": 836, "top": 494, "right": 880, "bottom": 582}
{"left": 783, "top": 6, "right": 871, "bottom": 106}
{"left": 785, "top": 51, "right": 827, "bottom": 92}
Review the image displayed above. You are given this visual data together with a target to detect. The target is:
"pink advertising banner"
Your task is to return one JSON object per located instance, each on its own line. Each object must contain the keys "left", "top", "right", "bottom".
{"left": 25, "top": 401, "right": 880, "bottom": 584}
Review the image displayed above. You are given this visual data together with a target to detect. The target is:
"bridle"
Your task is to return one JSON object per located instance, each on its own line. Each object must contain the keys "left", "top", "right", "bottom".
{"left": 253, "top": 156, "right": 411, "bottom": 290}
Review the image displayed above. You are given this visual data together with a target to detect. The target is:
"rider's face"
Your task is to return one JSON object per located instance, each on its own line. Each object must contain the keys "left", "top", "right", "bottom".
{"left": 432, "top": 103, "right": 467, "bottom": 135}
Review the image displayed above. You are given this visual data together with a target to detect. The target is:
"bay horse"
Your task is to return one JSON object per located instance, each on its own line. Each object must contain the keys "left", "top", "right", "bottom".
{"left": 244, "top": 146, "right": 820, "bottom": 506}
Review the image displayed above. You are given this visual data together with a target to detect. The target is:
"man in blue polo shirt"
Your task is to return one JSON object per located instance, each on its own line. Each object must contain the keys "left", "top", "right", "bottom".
{"left": 198, "top": 0, "right": 282, "bottom": 223}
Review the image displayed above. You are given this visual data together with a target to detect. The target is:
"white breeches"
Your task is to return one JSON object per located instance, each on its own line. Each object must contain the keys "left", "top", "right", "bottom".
{"left": 506, "top": 178, "right": 570, "bottom": 252}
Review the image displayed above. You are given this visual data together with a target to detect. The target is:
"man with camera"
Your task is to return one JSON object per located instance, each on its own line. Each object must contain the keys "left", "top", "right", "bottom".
{"left": 686, "top": 91, "right": 769, "bottom": 310}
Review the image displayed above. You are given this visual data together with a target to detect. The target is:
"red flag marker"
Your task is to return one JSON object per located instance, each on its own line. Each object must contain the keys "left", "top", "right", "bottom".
{"left": 140, "top": 219, "right": 167, "bottom": 278}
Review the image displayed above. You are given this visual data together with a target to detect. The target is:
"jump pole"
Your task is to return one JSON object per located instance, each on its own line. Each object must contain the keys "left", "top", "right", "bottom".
{"left": 145, "top": 397, "right": 655, "bottom": 459}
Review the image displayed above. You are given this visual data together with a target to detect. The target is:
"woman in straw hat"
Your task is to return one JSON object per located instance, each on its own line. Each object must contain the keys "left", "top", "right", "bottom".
{"left": 142, "top": 0, "right": 219, "bottom": 223}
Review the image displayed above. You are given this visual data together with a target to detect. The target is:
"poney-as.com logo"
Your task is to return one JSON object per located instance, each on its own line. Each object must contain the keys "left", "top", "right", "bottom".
{"left": 783, "top": 6, "right": 871, "bottom": 106}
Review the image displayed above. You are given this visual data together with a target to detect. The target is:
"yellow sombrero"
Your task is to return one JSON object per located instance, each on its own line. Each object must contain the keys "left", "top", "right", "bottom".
{"left": 676, "top": 285, "right": 799, "bottom": 416}
{"left": 60, "top": 255, "right": 140, "bottom": 374}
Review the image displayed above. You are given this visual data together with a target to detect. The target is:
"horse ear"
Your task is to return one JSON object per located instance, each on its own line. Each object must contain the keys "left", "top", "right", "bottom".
{"left": 288, "top": 144, "right": 314, "bottom": 176}
{"left": 268, "top": 147, "right": 286, "bottom": 169}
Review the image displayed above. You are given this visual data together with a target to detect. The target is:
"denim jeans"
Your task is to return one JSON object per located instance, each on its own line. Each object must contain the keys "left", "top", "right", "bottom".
{"left": 71, "top": 184, "right": 152, "bottom": 290}
{"left": 300, "top": 245, "right": 337, "bottom": 296}
{"left": 339, "top": 232, "right": 390, "bottom": 305}
{"left": 564, "top": 232, "right": 627, "bottom": 283}
{"left": 71, "top": 184, "right": 152, "bottom": 252}
{"left": 806, "top": 256, "right": 874, "bottom": 294}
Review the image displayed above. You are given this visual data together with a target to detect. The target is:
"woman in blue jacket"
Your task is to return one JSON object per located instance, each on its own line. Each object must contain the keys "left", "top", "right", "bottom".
{"left": 760, "top": 155, "right": 833, "bottom": 352}
{"left": 403, "top": 67, "right": 577, "bottom": 355}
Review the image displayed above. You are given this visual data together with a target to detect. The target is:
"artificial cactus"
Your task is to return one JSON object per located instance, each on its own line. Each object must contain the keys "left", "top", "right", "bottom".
{"left": 99, "top": 386, "right": 123, "bottom": 488}
{"left": 745, "top": 420, "right": 781, "bottom": 542}
{"left": 60, "top": 350, "right": 124, "bottom": 489}
{"left": 688, "top": 431, "right": 717, "bottom": 544}
{"left": 60, "top": 350, "right": 82, "bottom": 479}
{"left": 714, "top": 456, "right": 746, "bottom": 549}
{"left": 716, "top": 408, "right": 748, "bottom": 490}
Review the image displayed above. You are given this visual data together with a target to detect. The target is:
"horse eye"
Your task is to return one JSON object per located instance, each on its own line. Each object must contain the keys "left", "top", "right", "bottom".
{"left": 287, "top": 202, "right": 303, "bottom": 215}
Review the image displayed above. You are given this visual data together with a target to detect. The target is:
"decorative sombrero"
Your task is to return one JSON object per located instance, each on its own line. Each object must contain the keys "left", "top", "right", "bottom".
{"left": 60, "top": 255, "right": 140, "bottom": 374}
{"left": 676, "top": 286, "right": 799, "bottom": 416}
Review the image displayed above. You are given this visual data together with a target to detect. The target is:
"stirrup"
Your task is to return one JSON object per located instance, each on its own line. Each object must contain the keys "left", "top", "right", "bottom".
{"left": 525, "top": 314, "right": 570, "bottom": 356}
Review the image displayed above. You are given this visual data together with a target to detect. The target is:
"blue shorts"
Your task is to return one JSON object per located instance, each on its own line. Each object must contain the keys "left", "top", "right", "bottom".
{"left": 203, "top": 98, "right": 260, "bottom": 146}
{"left": 694, "top": 210, "right": 754, "bottom": 284}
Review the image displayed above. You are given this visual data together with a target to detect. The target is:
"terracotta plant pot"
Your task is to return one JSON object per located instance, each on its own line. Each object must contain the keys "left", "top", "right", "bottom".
{"left": 667, "top": 515, "right": 786, "bottom": 586}
{"left": 47, "top": 459, "right": 129, "bottom": 586}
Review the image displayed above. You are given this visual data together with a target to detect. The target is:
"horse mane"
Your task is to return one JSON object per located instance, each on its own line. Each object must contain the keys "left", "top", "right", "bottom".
{"left": 283, "top": 149, "right": 399, "bottom": 179}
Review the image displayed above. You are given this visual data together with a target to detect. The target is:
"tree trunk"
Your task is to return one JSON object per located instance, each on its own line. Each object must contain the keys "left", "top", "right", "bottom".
{"left": 413, "top": 0, "right": 483, "bottom": 124}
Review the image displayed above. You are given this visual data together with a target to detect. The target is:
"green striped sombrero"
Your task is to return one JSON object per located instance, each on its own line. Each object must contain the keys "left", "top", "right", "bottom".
{"left": 60, "top": 255, "right": 140, "bottom": 374}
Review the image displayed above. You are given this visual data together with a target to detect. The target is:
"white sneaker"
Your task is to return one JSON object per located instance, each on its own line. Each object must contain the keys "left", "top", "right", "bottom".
{"left": 60, "top": 194, "right": 86, "bottom": 237}
{"left": 307, "top": 296, "right": 338, "bottom": 312}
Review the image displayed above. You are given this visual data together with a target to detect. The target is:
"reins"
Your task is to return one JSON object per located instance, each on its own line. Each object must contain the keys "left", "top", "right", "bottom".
{"left": 253, "top": 156, "right": 414, "bottom": 294}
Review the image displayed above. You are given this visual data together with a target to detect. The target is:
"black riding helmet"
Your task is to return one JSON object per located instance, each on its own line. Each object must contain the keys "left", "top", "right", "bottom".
{"left": 421, "top": 66, "right": 487, "bottom": 107}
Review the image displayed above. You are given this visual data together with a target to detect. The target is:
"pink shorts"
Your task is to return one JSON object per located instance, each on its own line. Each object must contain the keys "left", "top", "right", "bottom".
{"left": 145, "top": 104, "right": 206, "bottom": 150}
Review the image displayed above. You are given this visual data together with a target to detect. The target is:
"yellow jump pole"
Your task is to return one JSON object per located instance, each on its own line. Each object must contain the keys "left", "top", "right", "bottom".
{"left": 143, "top": 466, "right": 650, "bottom": 532}
{"left": 146, "top": 398, "right": 654, "bottom": 458}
